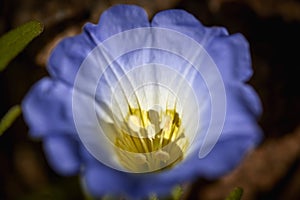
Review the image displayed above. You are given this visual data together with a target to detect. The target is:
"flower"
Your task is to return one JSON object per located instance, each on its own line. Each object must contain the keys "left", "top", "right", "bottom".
{"left": 22, "top": 4, "right": 262, "bottom": 199}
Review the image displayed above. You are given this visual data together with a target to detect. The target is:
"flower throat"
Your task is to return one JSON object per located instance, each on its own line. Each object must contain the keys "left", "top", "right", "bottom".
{"left": 114, "top": 106, "right": 189, "bottom": 172}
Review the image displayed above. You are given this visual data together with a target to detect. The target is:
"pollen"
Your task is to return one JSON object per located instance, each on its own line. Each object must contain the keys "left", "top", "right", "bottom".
{"left": 114, "top": 106, "right": 189, "bottom": 172}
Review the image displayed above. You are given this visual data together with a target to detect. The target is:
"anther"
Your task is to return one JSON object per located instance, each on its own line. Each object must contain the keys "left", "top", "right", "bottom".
{"left": 128, "top": 115, "right": 141, "bottom": 132}
{"left": 134, "top": 153, "right": 148, "bottom": 165}
{"left": 155, "top": 150, "right": 170, "bottom": 162}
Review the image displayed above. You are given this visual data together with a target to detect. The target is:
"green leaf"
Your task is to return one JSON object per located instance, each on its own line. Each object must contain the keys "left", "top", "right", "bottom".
{"left": 225, "top": 187, "right": 243, "bottom": 200}
{"left": 0, "top": 105, "right": 22, "bottom": 135}
{"left": 0, "top": 20, "right": 44, "bottom": 71}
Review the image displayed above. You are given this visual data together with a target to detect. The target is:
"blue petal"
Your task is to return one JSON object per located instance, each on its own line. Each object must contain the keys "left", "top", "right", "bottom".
{"left": 84, "top": 5, "right": 150, "bottom": 43}
{"left": 47, "top": 33, "right": 95, "bottom": 86}
{"left": 133, "top": 132, "right": 260, "bottom": 194}
{"left": 152, "top": 9, "right": 228, "bottom": 44}
{"left": 79, "top": 145, "right": 131, "bottom": 197}
{"left": 82, "top": 161, "right": 131, "bottom": 197}
{"left": 48, "top": 5, "right": 149, "bottom": 86}
{"left": 207, "top": 33, "right": 253, "bottom": 82}
{"left": 43, "top": 135, "right": 80, "bottom": 175}
{"left": 80, "top": 144, "right": 176, "bottom": 198}
{"left": 152, "top": 9, "right": 253, "bottom": 82}
{"left": 225, "top": 83, "right": 262, "bottom": 122}
{"left": 80, "top": 142, "right": 174, "bottom": 199}
{"left": 241, "top": 84, "right": 262, "bottom": 118}
{"left": 129, "top": 84, "right": 262, "bottom": 191}
{"left": 129, "top": 175, "right": 176, "bottom": 199}
{"left": 192, "top": 136, "right": 257, "bottom": 178}
{"left": 22, "top": 78, "right": 76, "bottom": 137}
{"left": 79, "top": 123, "right": 260, "bottom": 198}
{"left": 21, "top": 5, "right": 264, "bottom": 199}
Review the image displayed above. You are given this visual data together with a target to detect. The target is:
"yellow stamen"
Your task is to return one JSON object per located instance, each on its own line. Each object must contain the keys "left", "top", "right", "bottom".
{"left": 114, "top": 107, "right": 189, "bottom": 172}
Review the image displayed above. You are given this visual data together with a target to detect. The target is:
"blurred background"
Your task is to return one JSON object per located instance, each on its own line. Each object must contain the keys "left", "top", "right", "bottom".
{"left": 0, "top": 0, "right": 299, "bottom": 199}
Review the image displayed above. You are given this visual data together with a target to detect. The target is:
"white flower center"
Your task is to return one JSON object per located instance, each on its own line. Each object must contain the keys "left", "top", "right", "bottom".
{"left": 72, "top": 28, "right": 227, "bottom": 173}
{"left": 74, "top": 63, "right": 201, "bottom": 173}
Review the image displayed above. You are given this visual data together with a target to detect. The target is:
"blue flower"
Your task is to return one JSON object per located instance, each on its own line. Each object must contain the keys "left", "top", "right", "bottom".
{"left": 22, "top": 4, "right": 262, "bottom": 199}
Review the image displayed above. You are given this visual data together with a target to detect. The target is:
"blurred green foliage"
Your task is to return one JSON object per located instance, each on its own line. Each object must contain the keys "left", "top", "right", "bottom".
{"left": 225, "top": 187, "right": 243, "bottom": 200}
{"left": 0, "top": 20, "right": 43, "bottom": 135}
{"left": 0, "top": 105, "right": 21, "bottom": 135}
{"left": 0, "top": 20, "right": 43, "bottom": 71}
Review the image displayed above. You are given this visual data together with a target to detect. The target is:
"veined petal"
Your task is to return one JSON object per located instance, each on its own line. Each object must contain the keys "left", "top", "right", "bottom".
{"left": 152, "top": 9, "right": 228, "bottom": 44}
{"left": 47, "top": 33, "right": 95, "bottom": 86}
{"left": 84, "top": 4, "right": 150, "bottom": 44}
{"left": 22, "top": 4, "right": 264, "bottom": 199}
{"left": 48, "top": 5, "right": 150, "bottom": 90}
{"left": 22, "top": 78, "right": 76, "bottom": 137}
{"left": 152, "top": 9, "right": 253, "bottom": 83}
